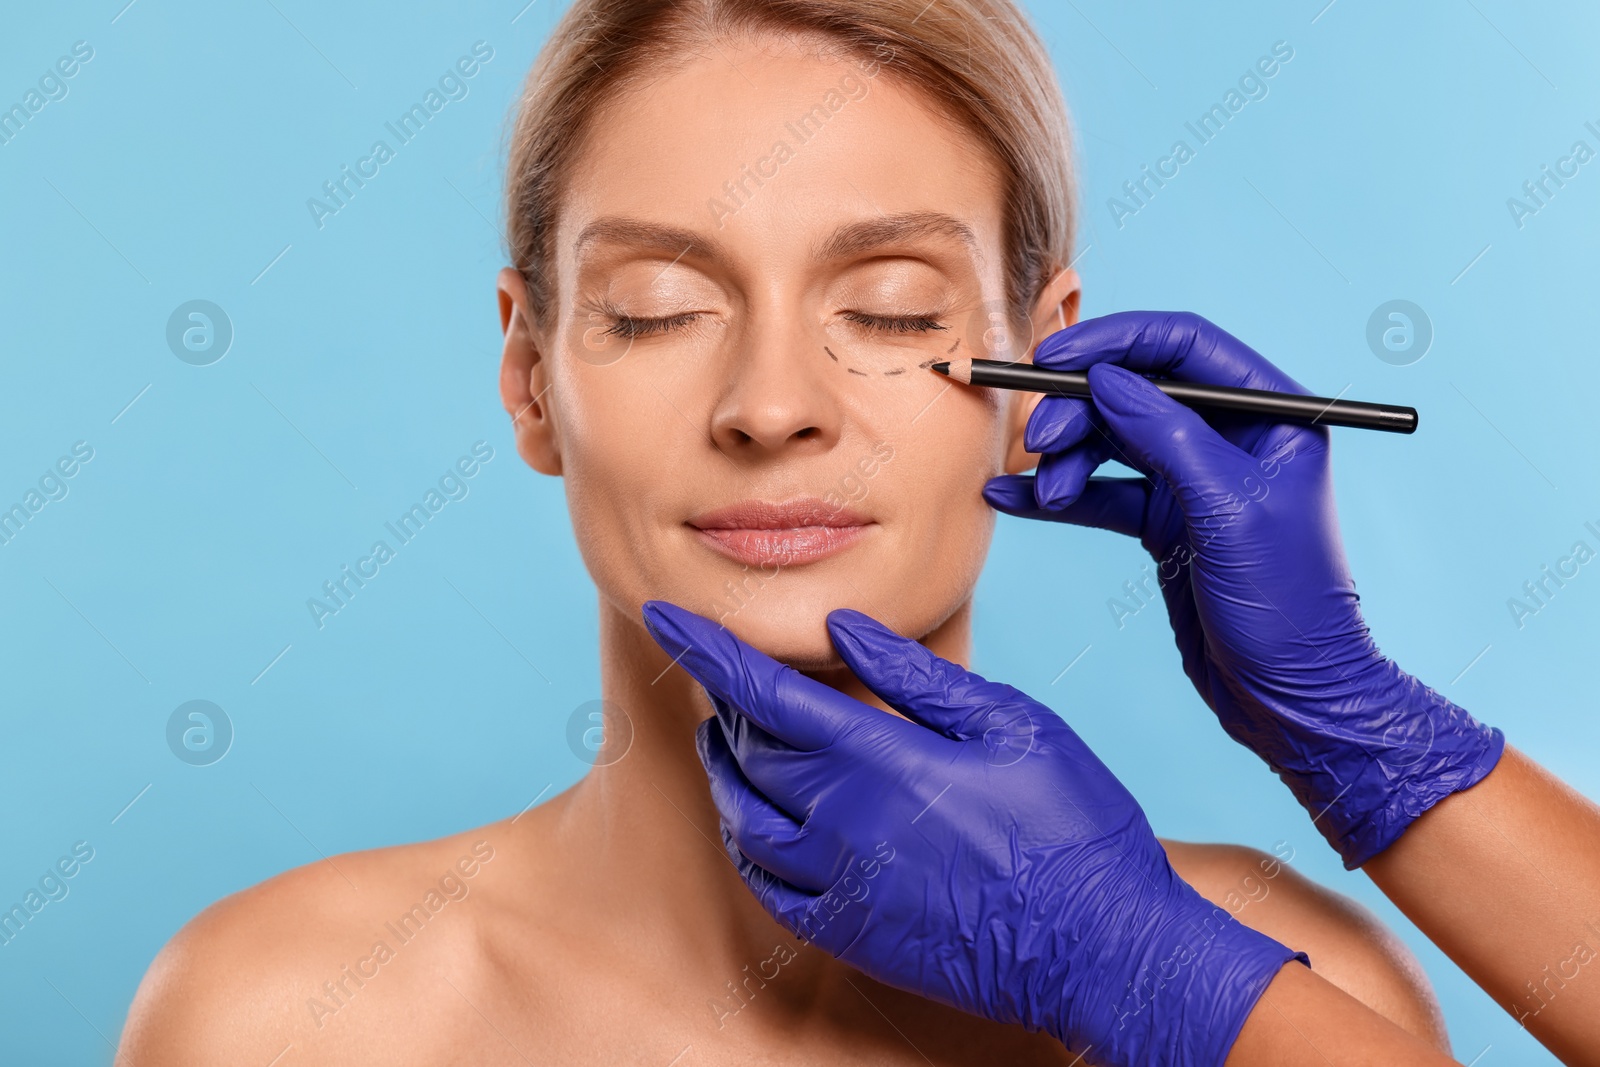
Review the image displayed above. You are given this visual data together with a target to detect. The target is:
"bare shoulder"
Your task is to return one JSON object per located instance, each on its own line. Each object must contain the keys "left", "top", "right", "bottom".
{"left": 116, "top": 820, "right": 523, "bottom": 1066}
{"left": 1162, "top": 839, "right": 1450, "bottom": 1052}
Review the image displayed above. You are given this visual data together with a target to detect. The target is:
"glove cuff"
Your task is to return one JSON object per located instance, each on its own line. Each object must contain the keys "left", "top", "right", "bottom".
{"left": 1192, "top": 917, "right": 1310, "bottom": 1067}
{"left": 1056, "top": 891, "right": 1310, "bottom": 1067}
{"left": 1294, "top": 661, "right": 1506, "bottom": 869}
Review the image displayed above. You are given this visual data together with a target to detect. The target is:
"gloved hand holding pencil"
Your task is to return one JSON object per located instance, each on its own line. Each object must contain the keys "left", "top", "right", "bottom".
{"left": 982, "top": 310, "right": 1504, "bottom": 868}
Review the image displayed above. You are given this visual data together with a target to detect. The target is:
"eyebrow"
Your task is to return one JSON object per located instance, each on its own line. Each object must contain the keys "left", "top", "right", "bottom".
{"left": 814, "top": 211, "right": 979, "bottom": 262}
{"left": 573, "top": 217, "right": 723, "bottom": 262}
{"left": 571, "top": 211, "right": 979, "bottom": 267}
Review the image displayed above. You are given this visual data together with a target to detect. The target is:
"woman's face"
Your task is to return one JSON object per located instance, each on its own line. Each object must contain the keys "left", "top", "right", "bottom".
{"left": 500, "top": 34, "right": 1078, "bottom": 668}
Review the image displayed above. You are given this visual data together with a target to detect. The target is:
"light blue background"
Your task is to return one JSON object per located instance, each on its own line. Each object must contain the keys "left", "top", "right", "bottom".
{"left": 2, "top": 1, "right": 1595, "bottom": 1062}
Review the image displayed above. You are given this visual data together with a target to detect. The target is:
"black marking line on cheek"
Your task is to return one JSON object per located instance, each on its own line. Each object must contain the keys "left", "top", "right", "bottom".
{"left": 947, "top": 338, "right": 961, "bottom": 354}
{"left": 825, "top": 346, "right": 839, "bottom": 361}
{"left": 846, "top": 368, "right": 868, "bottom": 377}
{"left": 917, "top": 359, "right": 936, "bottom": 369}
{"left": 883, "top": 368, "right": 905, "bottom": 376}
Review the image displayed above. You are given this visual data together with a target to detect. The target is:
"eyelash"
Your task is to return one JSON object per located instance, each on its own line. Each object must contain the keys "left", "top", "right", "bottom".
{"left": 593, "top": 308, "right": 950, "bottom": 339}
{"left": 603, "top": 311, "right": 699, "bottom": 339}
{"left": 842, "top": 311, "right": 950, "bottom": 335}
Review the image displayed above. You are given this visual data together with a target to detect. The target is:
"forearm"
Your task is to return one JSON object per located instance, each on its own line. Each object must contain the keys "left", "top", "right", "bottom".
{"left": 1225, "top": 961, "right": 1458, "bottom": 1066}
{"left": 1364, "top": 745, "right": 1600, "bottom": 1066}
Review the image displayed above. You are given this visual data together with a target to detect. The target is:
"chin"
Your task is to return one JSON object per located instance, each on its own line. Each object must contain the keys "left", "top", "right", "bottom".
{"left": 708, "top": 583, "right": 855, "bottom": 670}
{"left": 707, "top": 569, "right": 961, "bottom": 673}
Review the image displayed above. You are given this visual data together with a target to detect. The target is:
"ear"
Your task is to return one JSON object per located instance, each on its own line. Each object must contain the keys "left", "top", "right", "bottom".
{"left": 1002, "top": 267, "right": 1081, "bottom": 475}
{"left": 498, "top": 267, "right": 562, "bottom": 476}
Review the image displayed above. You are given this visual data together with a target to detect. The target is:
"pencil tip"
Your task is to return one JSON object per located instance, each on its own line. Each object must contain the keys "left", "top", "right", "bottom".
{"left": 943, "top": 358, "right": 973, "bottom": 385}
{"left": 930, "top": 361, "right": 950, "bottom": 376}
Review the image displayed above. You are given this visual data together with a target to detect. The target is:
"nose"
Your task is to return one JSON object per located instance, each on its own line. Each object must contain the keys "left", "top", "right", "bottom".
{"left": 709, "top": 313, "right": 842, "bottom": 458}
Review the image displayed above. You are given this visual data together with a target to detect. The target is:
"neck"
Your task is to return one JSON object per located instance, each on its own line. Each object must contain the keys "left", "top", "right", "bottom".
{"left": 554, "top": 594, "right": 972, "bottom": 977}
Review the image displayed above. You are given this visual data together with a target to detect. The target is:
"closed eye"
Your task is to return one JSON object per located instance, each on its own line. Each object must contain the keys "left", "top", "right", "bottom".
{"left": 602, "top": 311, "right": 701, "bottom": 339}
{"left": 843, "top": 311, "right": 949, "bottom": 334}
{"left": 593, "top": 309, "right": 949, "bottom": 339}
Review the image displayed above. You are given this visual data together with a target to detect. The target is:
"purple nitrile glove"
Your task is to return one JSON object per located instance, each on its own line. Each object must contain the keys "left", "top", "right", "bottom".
{"left": 641, "top": 598, "right": 1306, "bottom": 1067}
{"left": 984, "top": 310, "right": 1504, "bottom": 868}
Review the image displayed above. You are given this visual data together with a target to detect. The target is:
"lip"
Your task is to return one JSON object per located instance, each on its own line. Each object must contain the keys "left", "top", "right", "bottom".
{"left": 687, "top": 498, "right": 875, "bottom": 567}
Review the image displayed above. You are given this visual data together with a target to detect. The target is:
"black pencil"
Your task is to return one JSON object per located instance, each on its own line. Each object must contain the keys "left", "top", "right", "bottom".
{"left": 931, "top": 358, "right": 1418, "bottom": 434}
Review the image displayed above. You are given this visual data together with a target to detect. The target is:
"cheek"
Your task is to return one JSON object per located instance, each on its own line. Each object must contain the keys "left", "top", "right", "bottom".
{"left": 552, "top": 354, "right": 694, "bottom": 588}
{"left": 884, "top": 389, "right": 1007, "bottom": 557}
{"left": 899, "top": 385, "right": 1009, "bottom": 485}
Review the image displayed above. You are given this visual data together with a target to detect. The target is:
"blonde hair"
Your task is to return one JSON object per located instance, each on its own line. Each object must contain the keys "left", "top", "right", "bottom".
{"left": 505, "top": 0, "right": 1076, "bottom": 330}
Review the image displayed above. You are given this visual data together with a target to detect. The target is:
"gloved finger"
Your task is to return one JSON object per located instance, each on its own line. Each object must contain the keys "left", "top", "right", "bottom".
{"left": 983, "top": 474, "right": 1149, "bottom": 540}
{"left": 697, "top": 718, "right": 837, "bottom": 892}
{"left": 1023, "top": 395, "right": 1098, "bottom": 455}
{"left": 825, "top": 608, "right": 1030, "bottom": 743}
{"left": 1087, "top": 363, "right": 1253, "bottom": 521}
{"left": 718, "top": 821, "right": 818, "bottom": 941}
{"left": 642, "top": 599, "right": 864, "bottom": 751}
{"left": 704, "top": 689, "right": 842, "bottom": 821}
{"left": 1033, "top": 437, "right": 1118, "bottom": 509}
{"left": 1033, "top": 310, "right": 1309, "bottom": 396}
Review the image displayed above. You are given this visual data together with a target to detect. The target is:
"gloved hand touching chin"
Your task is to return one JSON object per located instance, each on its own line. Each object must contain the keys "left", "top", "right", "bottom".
{"left": 983, "top": 311, "right": 1504, "bottom": 868}
{"left": 642, "top": 599, "right": 1307, "bottom": 1067}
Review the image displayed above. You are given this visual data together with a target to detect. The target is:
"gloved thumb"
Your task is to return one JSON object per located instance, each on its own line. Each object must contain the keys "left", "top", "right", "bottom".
{"left": 1087, "top": 362, "right": 1250, "bottom": 522}
{"left": 826, "top": 608, "right": 1032, "bottom": 747}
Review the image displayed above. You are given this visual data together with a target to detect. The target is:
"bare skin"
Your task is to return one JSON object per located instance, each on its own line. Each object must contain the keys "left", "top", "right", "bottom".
{"left": 1227, "top": 959, "right": 1458, "bottom": 1066}
{"left": 1218, "top": 743, "right": 1600, "bottom": 1067}
{"left": 1364, "top": 747, "right": 1600, "bottom": 1066}
{"left": 117, "top": 650, "right": 1446, "bottom": 1066}
{"left": 120, "top": 34, "right": 1451, "bottom": 1065}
